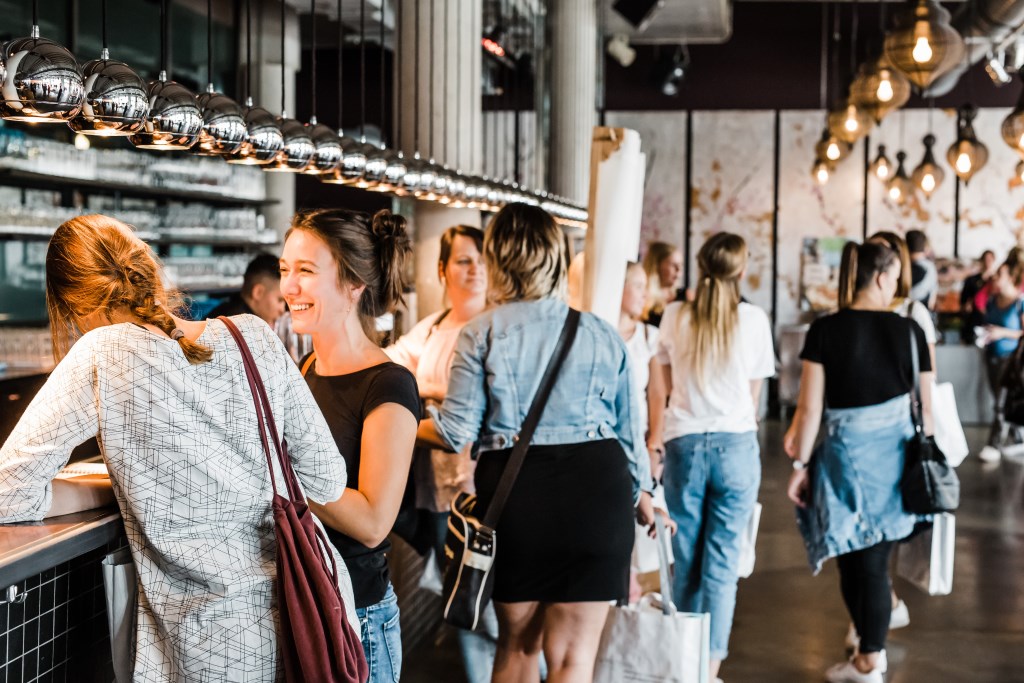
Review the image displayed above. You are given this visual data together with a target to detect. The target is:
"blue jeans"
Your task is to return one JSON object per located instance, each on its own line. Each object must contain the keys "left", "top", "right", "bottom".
{"left": 663, "top": 431, "right": 760, "bottom": 661}
{"left": 431, "top": 512, "right": 500, "bottom": 683}
{"left": 356, "top": 584, "right": 402, "bottom": 683}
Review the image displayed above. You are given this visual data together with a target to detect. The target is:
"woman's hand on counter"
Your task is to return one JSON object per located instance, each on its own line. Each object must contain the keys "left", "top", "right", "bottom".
{"left": 44, "top": 476, "right": 115, "bottom": 518}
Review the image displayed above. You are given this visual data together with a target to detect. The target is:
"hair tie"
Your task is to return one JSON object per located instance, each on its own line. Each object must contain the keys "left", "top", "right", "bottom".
{"left": 170, "top": 328, "right": 185, "bottom": 341}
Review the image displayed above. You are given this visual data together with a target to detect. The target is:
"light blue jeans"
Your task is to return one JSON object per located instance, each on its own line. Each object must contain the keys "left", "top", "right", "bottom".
{"left": 356, "top": 583, "right": 402, "bottom": 683}
{"left": 663, "top": 431, "right": 760, "bottom": 661}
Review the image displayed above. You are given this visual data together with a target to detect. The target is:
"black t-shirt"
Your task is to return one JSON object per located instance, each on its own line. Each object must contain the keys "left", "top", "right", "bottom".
{"left": 302, "top": 359, "right": 421, "bottom": 608}
{"left": 800, "top": 309, "right": 932, "bottom": 409}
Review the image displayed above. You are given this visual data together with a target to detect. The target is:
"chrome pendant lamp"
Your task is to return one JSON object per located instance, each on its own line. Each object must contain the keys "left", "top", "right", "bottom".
{"left": 227, "top": 0, "right": 284, "bottom": 164}
{"left": 266, "top": 0, "right": 314, "bottom": 172}
{"left": 302, "top": 0, "right": 342, "bottom": 175}
{"left": 0, "top": 1, "right": 85, "bottom": 122}
{"left": 130, "top": 0, "right": 203, "bottom": 149}
{"left": 369, "top": 2, "right": 405, "bottom": 192}
{"left": 194, "top": 0, "right": 246, "bottom": 155}
{"left": 322, "top": 0, "right": 365, "bottom": 184}
{"left": 68, "top": 0, "right": 149, "bottom": 136}
{"left": 352, "top": 0, "right": 384, "bottom": 188}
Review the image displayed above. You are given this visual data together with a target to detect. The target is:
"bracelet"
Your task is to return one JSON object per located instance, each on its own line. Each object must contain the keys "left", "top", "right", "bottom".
{"left": 791, "top": 459, "right": 808, "bottom": 471}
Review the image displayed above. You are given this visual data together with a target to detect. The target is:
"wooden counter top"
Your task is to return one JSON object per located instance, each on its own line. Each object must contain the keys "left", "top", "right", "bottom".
{"left": 0, "top": 507, "right": 123, "bottom": 587}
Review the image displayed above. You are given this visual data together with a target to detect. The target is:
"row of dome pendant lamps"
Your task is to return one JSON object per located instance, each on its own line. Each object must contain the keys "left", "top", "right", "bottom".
{"left": 1, "top": 21, "right": 586, "bottom": 221}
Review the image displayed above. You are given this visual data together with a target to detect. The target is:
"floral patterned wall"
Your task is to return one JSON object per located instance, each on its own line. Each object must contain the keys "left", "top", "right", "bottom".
{"left": 608, "top": 108, "right": 1021, "bottom": 330}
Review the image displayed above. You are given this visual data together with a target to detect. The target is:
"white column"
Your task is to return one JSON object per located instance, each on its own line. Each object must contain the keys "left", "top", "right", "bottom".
{"left": 549, "top": 0, "right": 597, "bottom": 205}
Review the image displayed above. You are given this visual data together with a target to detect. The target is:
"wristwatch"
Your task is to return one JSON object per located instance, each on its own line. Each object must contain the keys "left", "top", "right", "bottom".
{"left": 791, "top": 459, "right": 808, "bottom": 471}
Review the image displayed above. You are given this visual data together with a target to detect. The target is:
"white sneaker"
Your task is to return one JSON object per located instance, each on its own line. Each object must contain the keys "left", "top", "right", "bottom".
{"left": 979, "top": 445, "right": 1002, "bottom": 462}
{"left": 853, "top": 648, "right": 888, "bottom": 674}
{"left": 824, "top": 659, "right": 884, "bottom": 683}
{"left": 889, "top": 599, "right": 910, "bottom": 629}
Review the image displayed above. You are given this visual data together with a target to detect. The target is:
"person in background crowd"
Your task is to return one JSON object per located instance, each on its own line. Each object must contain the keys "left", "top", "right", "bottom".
{"left": 906, "top": 230, "right": 938, "bottom": 310}
{"left": 978, "top": 262, "right": 1024, "bottom": 464}
{"left": 0, "top": 215, "right": 358, "bottom": 681}
{"left": 657, "top": 233, "right": 775, "bottom": 683}
{"left": 419, "top": 203, "right": 657, "bottom": 683}
{"left": 970, "top": 247, "right": 1022, "bottom": 315}
{"left": 385, "top": 225, "right": 498, "bottom": 683}
{"left": 643, "top": 241, "right": 684, "bottom": 326}
{"left": 279, "top": 208, "right": 420, "bottom": 683}
{"left": 961, "top": 250, "right": 997, "bottom": 344}
{"left": 207, "top": 252, "right": 287, "bottom": 326}
{"left": 785, "top": 240, "right": 933, "bottom": 683}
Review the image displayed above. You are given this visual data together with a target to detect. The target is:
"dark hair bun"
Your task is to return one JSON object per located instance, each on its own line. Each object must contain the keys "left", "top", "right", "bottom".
{"left": 371, "top": 210, "right": 409, "bottom": 243}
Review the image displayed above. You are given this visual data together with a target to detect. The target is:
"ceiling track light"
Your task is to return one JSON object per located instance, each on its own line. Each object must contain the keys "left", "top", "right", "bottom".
{"left": 986, "top": 50, "right": 1013, "bottom": 86}
{"left": 0, "top": 1, "right": 85, "bottom": 123}
{"left": 947, "top": 104, "right": 988, "bottom": 184}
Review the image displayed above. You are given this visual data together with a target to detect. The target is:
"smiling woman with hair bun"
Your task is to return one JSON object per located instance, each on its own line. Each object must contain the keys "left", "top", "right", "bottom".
{"left": 280, "top": 207, "right": 420, "bottom": 683}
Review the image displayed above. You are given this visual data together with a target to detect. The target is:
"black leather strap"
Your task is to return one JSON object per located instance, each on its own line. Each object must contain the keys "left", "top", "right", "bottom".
{"left": 909, "top": 325, "right": 923, "bottom": 435}
{"left": 481, "top": 308, "right": 581, "bottom": 531}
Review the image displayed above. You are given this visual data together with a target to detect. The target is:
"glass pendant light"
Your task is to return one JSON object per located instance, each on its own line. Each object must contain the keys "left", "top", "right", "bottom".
{"left": 266, "top": 0, "right": 314, "bottom": 172}
{"left": 911, "top": 133, "right": 944, "bottom": 198}
{"left": 194, "top": 0, "right": 246, "bottom": 156}
{"left": 1002, "top": 71, "right": 1024, "bottom": 158}
{"left": 884, "top": 0, "right": 965, "bottom": 90}
{"left": 68, "top": 0, "right": 149, "bottom": 136}
{"left": 828, "top": 100, "right": 873, "bottom": 143}
{"left": 1016, "top": 160, "right": 1024, "bottom": 183}
{"left": 887, "top": 150, "right": 914, "bottom": 205}
{"left": 130, "top": 0, "right": 203, "bottom": 150}
{"left": 850, "top": 57, "right": 911, "bottom": 124}
{"left": 947, "top": 104, "right": 988, "bottom": 184}
{"left": 815, "top": 128, "right": 851, "bottom": 164}
{"left": 869, "top": 144, "right": 893, "bottom": 181}
{"left": 811, "top": 156, "right": 831, "bottom": 185}
{"left": 0, "top": 1, "right": 85, "bottom": 122}
{"left": 227, "top": 0, "right": 283, "bottom": 164}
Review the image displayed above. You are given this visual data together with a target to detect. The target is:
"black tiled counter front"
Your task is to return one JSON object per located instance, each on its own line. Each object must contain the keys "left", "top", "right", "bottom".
{"left": 0, "top": 509, "right": 124, "bottom": 682}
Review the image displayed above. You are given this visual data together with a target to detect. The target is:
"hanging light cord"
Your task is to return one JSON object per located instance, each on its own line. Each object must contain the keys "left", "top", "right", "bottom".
{"left": 849, "top": 0, "right": 858, "bottom": 77}
{"left": 455, "top": 0, "right": 461, "bottom": 170}
{"left": 830, "top": 1, "right": 840, "bottom": 110}
{"left": 360, "top": 0, "right": 367, "bottom": 139}
{"left": 338, "top": 0, "right": 344, "bottom": 133}
{"left": 395, "top": 0, "right": 402, "bottom": 150}
{"left": 281, "top": 0, "right": 287, "bottom": 116}
{"left": 379, "top": 0, "right": 386, "bottom": 146}
{"left": 160, "top": 0, "right": 169, "bottom": 74}
{"left": 245, "top": 0, "right": 252, "bottom": 100}
{"left": 819, "top": 3, "right": 827, "bottom": 111}
{"left": 207, "top": 0, "right": 214, "bottom": 87}
{"left": 311, "top": 0, "right": 318, "bottom": 120}
{"left": 442, "top": 0, "right": 449, "bottom": 162}
{"left": 101, "top": 0, "right": 108, "bottom": 50}
{"left": 414, "top": 0, "right": 421, "bottom": 153}
{"left": 429, "top": 0, "right": 435, "bottom": 157}
{"left": 31, "top": 0, "right": 37, "bottom": 28}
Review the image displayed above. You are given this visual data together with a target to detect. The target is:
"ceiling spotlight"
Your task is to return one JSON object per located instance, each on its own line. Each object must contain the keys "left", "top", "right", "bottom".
{"left": 659, "top": 46, "right": 689, "bottom": 97}
{"left": 607, "top": 34, "right": 636, "bottom": 68}
{"left": 987, "top": 51, "right": 1012, "bottom": 86}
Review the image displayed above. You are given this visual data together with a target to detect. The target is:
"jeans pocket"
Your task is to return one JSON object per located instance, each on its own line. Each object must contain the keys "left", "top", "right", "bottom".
{"left": 717, "top": 434, "right": 761, "bottom": 492}
{"left": 382, "top": 605, "right": 402, "bottom": 683}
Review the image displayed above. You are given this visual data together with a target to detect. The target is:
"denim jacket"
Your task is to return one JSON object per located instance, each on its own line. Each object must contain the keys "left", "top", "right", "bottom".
{"left": 427, "top": 298, "right": 653, "bottom": 503}
{"left": 796, "top": 394, "right": 918, "bottom": 573}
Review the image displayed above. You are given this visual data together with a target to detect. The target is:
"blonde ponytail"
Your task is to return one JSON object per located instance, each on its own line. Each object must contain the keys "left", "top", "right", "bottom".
{"left": 687, "top": 233, "right": 745, "bottom": 388}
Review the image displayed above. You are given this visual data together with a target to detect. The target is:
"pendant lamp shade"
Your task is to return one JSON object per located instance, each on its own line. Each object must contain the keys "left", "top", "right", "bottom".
{"left": 265, "top": 116, "right": 315, "bottom": 171}
{"left": 320, "top": 131, "right": 362, "bottom": 183}
{"left": 0, "top": 28, "right": 85, "bottom": 123}
{"left": 226, "top": 99, "right": 284, "bottom": 164}
{"left": 884, "top": 0, "right": 965, "bottom": 90}
{"left": 812, "top": 156, "right": 831, "bottom": 185}
{"left": 815, "top": 128, "right": 851, "bottom": 164}
{"left": 1002, "top": 77, "right": 1024, "bottom": 158}
{"left": 828, "top": 100, "right": 874, "bottom": 143}
{"left": 887, "top": 150, "right": 914, "bottom": 204}
{"left": 194, "top": 87, "right": 247, "bottom": 155}
{"left": 356, "top": 142, "right": 389, "bottom": 188}
{"left": 1016, "top": 159, "right": 1024, "bottom": 183}
{"left": 870, "top": 144, "right": 893, "bottom": 181}
{"left": 377, "top": 150, "right": 408, "bottom": 192}
{"left": 303, "top": 118, "right": 343, "bottom": 174}
{"left": 947, "top": 105, "right": 988, "bottom": 184}
{"left": 68, "top": 50, "right": 149, "bottom": 136}
{"left": 911, "top": 133, "right": 944, "bottom": 198}
{"left": 849, "top": 56, "right": 911, "bottom": 123}
{"left": 129, "top": 73, "right": 203, "bottom": 149}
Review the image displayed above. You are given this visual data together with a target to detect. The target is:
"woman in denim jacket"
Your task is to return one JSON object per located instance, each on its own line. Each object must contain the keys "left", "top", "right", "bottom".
{"left": 656, "top": 233, "right": 776, "bottom": 683}
{"left": 785, "top": 240, "right": 934, "bottom": 683}
{"left": 420, "top": 203, "right": 656, "bottom": 683}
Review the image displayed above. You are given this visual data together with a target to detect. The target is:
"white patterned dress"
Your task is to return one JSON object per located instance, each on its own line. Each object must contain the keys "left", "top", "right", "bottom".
{"left": 0, "top": 315, "right": 358, "bottom": 682}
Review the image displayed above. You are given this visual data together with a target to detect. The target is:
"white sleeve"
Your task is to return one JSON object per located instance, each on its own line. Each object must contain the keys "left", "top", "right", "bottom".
{"left": 909, "top": 301, "right": 937, "bottom": 345}
{"left": 383, "top": 312, "right": 438, "bottom": 374}
{"left": 749, "top": 307, "right": 778, "bottom": 379}
{"left": 0, "top": 336, "right": 100, "bottom": 522}
{"left": 655, "top": 305, "right": 678, "bottom": 366}
{"left": 644, "top": 324, "right": 660, "bottom": 361}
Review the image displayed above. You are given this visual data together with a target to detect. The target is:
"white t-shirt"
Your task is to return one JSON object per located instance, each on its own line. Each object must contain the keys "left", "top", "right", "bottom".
{"left": 897, "top": 298, "right": 937, "bottom": 345}
{"left": 623, "top": 320, "right": 659, "bottom": 429}
{"left": 657, "top": 301, "right": 776, "bottom": 439}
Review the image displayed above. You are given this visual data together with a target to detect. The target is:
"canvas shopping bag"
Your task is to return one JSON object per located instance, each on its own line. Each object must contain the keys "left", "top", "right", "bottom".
{"left": 932, "top": 382, "right": 969, "bottom": 467}
{"left": 896, "top": 513, "right": 955, "bottom": 596}
{"left": 593, "top": 516, "right": 710, "bottom": 683}
{"left": 102, "top": 546, "right": 137, "bottom": 683}
{"left": 737, "top": 502, "right": 762, "bottom": 579}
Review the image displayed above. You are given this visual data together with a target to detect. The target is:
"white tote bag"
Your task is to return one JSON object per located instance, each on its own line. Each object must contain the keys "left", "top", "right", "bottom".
{"left": 932, "top": 381, "right": 969, "bottom": 467}
{"left": 737, "top": 502, "right": 762, "bottom": 579}
{"left": 102, "top": 546, "right": 137, "bottom": 683}
{"left": 594, "top": 516, "right": 710, "bottom": 683}
{"left": 896, "top": 513, "right": 955, "bottom": 596}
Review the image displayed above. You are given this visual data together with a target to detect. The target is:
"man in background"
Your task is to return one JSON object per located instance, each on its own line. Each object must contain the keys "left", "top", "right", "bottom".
{"left": 208, "top": 253, "right": 285, "bottom": 327}
{"left": 907, "top": 229, "right": 938, "bottom": 310}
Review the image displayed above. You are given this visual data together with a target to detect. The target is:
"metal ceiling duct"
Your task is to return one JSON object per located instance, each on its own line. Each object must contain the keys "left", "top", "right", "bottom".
{"left": 604, "top": 0, "right": 732, "bottom": 44}
{"left": 925, "top": 0, "right": 1024, "bottom": 96}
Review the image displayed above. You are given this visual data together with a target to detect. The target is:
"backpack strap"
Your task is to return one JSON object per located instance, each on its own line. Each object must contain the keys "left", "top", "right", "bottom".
{"left": 300, "top": 352, "right": 317, "bottom": 377}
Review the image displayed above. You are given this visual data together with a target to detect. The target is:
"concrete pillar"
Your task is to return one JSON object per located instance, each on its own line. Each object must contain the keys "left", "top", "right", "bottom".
{"left": 549, "top": 0, "right": 597, "bottom": 205}
{"left": 396, "top": 0, "right": 481, "bottom": 174}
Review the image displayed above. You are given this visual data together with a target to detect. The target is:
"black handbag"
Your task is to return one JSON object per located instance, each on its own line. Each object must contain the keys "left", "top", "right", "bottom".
{"left": 441, "top": 309, "right": 581, "bottom": 630}
{"left": 901, "top": 326, "right": 960, "bottom": 514}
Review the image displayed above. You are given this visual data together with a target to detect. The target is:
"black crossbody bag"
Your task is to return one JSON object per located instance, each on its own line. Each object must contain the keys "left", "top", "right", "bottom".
{"left": 901, "top": 326, "right": 960, "bottom": 514}
{"left": 441, "top": 309, "right": 581, "bottom": 630}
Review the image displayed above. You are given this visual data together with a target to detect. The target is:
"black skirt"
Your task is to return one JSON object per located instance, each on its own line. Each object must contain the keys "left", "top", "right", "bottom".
{"left": 474, "top": 439, "right": 635, "bottom": 603}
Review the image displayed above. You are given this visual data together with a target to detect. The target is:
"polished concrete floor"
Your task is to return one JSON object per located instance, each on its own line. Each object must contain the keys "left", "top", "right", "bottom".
{"left": 403, "top": 420, "right": 1024, "bottom": 682}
